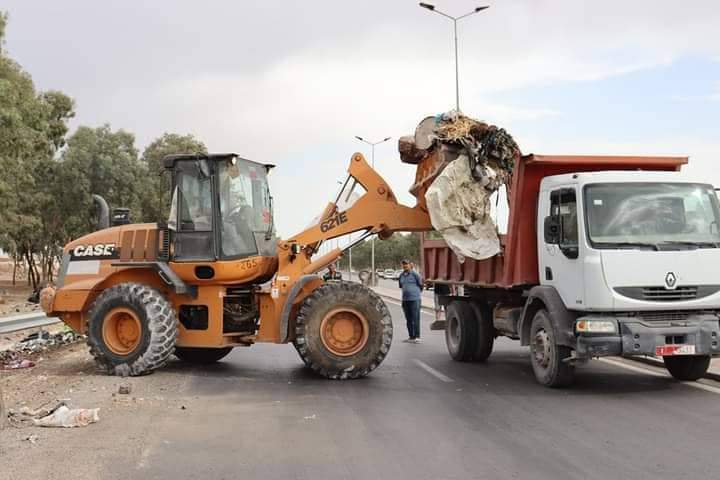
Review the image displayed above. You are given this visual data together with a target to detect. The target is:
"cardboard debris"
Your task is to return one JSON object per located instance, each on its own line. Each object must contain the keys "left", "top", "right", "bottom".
{"left": 401, "top": 111, "right": 520, "bottom": 261}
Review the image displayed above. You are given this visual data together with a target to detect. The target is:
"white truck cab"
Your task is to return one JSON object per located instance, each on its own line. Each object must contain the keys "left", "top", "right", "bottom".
{"left": 538, "top": 171, "right": 720, "bottom": 365}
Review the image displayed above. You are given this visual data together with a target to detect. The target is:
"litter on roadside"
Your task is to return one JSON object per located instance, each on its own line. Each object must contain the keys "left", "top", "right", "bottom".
{"left": 0, "top": 328, "right": 83, "bottom": 369}
{"left": 8, "top": 400, "right": 100, "bottom": 428}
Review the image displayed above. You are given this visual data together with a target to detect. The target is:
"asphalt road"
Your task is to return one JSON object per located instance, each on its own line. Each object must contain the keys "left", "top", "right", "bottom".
{"left": 122, "top": 302, "right": 720, "bottom": 479}
{"left": 4, "top": 301, "right": 720, "bottom": 480}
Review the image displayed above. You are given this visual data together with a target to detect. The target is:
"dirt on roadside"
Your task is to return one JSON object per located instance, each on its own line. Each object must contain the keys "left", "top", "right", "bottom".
{"left": 0, "top": 340, "right": 194, "bottom": 480}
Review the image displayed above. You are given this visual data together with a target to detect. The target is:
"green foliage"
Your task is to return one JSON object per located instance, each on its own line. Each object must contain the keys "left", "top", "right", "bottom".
{"left": 337, "top": 233, "right": 421, "bottom": 271}
{"left": 139, "top": 133, "right": 206, "bottom": 222}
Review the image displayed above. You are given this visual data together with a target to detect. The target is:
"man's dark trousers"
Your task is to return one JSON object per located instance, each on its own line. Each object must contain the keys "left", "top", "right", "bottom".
{"left": 402, "top": 300, "right": 421, "bottom": 339}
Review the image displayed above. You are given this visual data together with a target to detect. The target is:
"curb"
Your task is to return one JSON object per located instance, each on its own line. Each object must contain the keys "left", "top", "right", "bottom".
{"left": 627, "top": 356, "right": 720, "bottom": 382}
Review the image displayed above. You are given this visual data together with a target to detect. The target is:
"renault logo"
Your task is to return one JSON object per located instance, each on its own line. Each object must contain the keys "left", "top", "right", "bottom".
{"left": 665, "top": 272, "right": 677, "bottom": 290}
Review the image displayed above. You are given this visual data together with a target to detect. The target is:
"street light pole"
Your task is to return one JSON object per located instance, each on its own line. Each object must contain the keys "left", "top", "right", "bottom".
{"left": 354, "top": 135, "right": 391, "bottom": 286}
{"left": 419, "top": 3, "right": 489, "bottom": 112}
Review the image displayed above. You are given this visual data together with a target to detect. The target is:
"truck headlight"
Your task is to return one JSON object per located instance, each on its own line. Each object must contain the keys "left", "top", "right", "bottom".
{"left": 575, "top": 319, "right": 616, "bottom": 334}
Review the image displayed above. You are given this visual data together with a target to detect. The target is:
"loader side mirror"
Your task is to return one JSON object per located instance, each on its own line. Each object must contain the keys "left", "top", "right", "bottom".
{"left": 544, "top": 216, "right": 560, "bottom": 244}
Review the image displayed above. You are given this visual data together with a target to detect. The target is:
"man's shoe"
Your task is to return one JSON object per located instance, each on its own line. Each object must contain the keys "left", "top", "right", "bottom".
{"left": 412, "top": 338, "right": 423, "bottom": 344}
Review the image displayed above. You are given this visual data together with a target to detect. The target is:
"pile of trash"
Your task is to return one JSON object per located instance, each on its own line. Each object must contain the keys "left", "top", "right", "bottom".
{"left": 1, "top": 329, "right": 84, "bottom": 369}
{"left": 400, "top": 111, "right": 520, "bottom": 261}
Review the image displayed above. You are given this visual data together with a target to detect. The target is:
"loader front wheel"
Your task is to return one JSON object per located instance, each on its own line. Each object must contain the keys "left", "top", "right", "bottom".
{"left": 175, "top": 347, "right": 233, "bottom": 364}
{"left": 294, "top": 282, "right": 392, "bottom": 379}
{"left": 87, "top": 283, "right": 177, "bottom": 377}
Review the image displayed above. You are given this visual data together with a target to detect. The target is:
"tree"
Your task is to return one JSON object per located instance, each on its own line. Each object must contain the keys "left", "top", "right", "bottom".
{"left": 57, "top": 125, "right": 143, "bottom": 239}
{"left": 0, "top": 12, "right": 75, "bottom": 288}
{"left": 337, "top": 233, "right": 421, "bottom": 271}
{"left": 139, "top": 133, "right": 207, "bottom": 222}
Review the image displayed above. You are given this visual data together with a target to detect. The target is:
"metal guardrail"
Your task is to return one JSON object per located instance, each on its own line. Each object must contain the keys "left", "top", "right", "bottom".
{"left": 0, "top": 312, "right": 60, "bottom": 334}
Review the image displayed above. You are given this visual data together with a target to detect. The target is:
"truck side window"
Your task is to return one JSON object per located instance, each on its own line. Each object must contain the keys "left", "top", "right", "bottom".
{"left": 550, "top": 188, "right": 578, "bottom": 258}
{"left": 560, "top": 189, "right": 578, "bottom": 247}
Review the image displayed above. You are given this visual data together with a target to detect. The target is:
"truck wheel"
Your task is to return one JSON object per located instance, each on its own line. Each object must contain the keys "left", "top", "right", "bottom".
{"left": 87, "top": 283, "right": 178, "bottom": 377}
{"left": 445, "top": 301, "right": 478, "bottom": 362}
{"left": 529, "top": 309, "right": 575, "bottom": 387}
{"left": 469, "top": 302, "right": 494, "bottom": 362}
{"left": 175, "top": 347, "right": 233, "bottom": 364}
{"left": 663, "top": 355, "right": 710, "bottom": 381}
{"left": 293, "top": 282, "right": 392, "bottom": 379}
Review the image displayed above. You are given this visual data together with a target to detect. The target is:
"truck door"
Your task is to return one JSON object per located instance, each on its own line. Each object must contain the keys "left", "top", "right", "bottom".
{"left": 540, "top": 187, "right": 584, "bottom": 309}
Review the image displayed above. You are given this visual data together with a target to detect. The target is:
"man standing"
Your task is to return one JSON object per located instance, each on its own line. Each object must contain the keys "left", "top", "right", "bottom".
{"left": 323, "top": 263, "right": 343, "bottom": 282}
{"left": 398, "top": 259, "right": 423, "bottom": 343}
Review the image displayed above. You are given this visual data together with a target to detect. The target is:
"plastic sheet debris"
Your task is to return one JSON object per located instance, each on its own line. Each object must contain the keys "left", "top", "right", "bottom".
{"left": 425, "top": 156, "right": 501, "bottom": 262}
{"left": 33, "top": 404, "right": 99, "bottom": 428}
{"left": 9, "top": 400, "right": 99, "bottom": 428}
{"left": 401, "top": 111, "right": 520, "bottom": 261}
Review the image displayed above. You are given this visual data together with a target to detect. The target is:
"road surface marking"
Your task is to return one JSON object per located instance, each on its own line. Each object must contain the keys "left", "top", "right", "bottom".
{"left": 413, "top": 359, "right": 454, "bottom": 383}
{"left": 599, "top": 358, "right": 720, "bottom": 395}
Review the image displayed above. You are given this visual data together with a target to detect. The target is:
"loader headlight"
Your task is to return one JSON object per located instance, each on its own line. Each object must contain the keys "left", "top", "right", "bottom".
{"left": 575, "top": 319, "right": 617, "bottom": 334}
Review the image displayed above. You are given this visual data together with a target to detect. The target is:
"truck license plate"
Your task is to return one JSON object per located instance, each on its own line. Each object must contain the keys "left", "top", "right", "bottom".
{"left": 656, "top": 345, "right": 696, "bottom": 356}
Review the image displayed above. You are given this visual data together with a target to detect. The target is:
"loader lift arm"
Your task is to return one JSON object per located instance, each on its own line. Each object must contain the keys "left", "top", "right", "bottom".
{"left": 281, "top": 152, "right": 432, "bottom": 276}
{"left": 254, "top": 152, "right": 432, "bottom": 344}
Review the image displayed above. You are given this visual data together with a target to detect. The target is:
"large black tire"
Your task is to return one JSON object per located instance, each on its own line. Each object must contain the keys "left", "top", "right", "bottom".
{"left": 175, "top": 347, "right": 233, "bottom": 364}
{"left": 529, "top": 309, "right": 575, "bottom": 387}
{"left": 87, "top": 283, "right": 178, "bottom": 377}
{"left": 293, "top": 282, "right": 392, "bottom": 379}
{"left": 445, "top": 301, "right": 478, "bottom": 362}
{"left": 663, "top": 355, "right": 711, "bottom": 381}
{"left": 469, "top": 301, "right": 494, "bottom": 362}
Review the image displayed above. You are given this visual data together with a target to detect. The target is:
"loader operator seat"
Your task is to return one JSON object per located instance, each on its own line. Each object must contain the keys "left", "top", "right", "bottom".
{"left": 221, "top": 204, "right": 255, "bottom": 257}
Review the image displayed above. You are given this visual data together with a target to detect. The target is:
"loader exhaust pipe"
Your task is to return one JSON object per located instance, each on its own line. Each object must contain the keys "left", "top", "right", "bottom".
{"left": 92, "top": 194, "right": 110, "bottom": 231}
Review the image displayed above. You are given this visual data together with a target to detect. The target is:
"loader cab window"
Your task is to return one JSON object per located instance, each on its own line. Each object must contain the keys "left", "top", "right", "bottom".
{"left": 170, "top": 160, "right": 215, "bottom": 261}
{"left": 549, "top": 188, "right": 579, "bottom": 258}
{"left": 218, "top": 159, "right": 272, "bottom": 259}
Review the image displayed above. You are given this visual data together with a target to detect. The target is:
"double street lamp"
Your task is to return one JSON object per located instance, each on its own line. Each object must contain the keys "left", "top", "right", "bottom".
{"left": 419, "top": 2, "right": 489, "bottom": 112}
{"left": 354, "top": 135, "right": 391, "bottom": 286}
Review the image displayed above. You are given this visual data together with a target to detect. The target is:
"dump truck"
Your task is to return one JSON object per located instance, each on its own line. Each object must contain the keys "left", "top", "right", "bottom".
{"left": 418, "top": 153, "right": 720, "bottom": 387}
{"left": 40, "top": 152, "right": 431, "bottom": 378}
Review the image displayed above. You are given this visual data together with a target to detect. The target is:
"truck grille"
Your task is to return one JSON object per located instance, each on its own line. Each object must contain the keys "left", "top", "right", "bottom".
{"left": 614, "top": 285, "right": 720, "bottom": 302}
{"left": 620, "top": 310, "right": 718, "bottom": 324}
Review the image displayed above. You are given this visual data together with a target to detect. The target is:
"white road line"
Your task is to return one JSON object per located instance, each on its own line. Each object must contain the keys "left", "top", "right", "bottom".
{"left": 598, "top": 358, "right": 720, "bottom": 395}
{"left": 413, "top": 359, "right": 454, "bottom": 383}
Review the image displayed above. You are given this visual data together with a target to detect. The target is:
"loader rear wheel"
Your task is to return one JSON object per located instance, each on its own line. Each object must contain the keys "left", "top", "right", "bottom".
{"left": 663, "top": 355, "right": 710, "bottom": 381}
{"left": 293, "top": 282, "right": 392, "bottom": 379}
{"left": 87, "top": 283, "right": 177, "bottom": 377}
{"left": 175, "top": 347, "right": 233, "bottom": 364}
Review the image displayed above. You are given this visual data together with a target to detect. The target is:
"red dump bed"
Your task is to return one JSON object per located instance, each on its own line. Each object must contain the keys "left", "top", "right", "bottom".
{"left": 421, "top": 154, "right": 687, "bottom": 288}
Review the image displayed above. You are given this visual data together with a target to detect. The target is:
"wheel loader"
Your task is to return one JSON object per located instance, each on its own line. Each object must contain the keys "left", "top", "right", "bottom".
{"left": 40, "top": 152, "right": 431, "bottom": 378}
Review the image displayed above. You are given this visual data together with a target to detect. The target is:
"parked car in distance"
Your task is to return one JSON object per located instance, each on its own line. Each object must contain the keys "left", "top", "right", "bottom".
{"left": 375, "top": 269, "right": 384, "bottom": 279}
{"left": 383, "top": 268, "right": 395, "bottom": 280}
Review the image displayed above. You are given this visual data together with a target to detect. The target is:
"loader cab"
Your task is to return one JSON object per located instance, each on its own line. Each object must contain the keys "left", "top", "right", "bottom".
{"left": 164, "top": 153, "right": 276, "bottom": 262}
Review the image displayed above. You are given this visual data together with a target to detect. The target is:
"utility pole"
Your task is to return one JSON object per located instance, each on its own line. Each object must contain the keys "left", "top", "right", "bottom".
{"left": 354, "top": 135, "right": 391, "bottom": 286}
{"left": 419, "top": 2, "right": 489, "bottom": 112}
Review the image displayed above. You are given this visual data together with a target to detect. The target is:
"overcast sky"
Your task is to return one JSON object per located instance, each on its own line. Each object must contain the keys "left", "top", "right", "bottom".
{"left": 3, "top": 1, "right": 720, "bottom": 238}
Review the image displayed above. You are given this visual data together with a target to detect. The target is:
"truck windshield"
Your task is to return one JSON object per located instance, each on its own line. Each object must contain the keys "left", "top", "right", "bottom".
{"left": 218, "top": 159, "right": 272, "bottom": 258}
{"left": 585, "top": 183, "right": 720, "bottom": 249}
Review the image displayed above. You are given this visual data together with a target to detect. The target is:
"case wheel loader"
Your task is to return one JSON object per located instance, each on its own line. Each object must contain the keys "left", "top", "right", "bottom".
{"left": 40, "top": 152, "right": 431, "bottom": 378}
